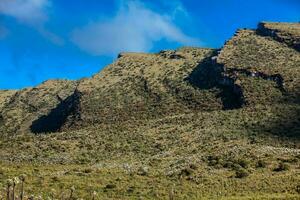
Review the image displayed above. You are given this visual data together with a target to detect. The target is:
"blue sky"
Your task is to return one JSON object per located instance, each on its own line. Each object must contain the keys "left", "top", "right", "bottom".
{"left": 0, "top": 0, "right": 299, "bottom": 89}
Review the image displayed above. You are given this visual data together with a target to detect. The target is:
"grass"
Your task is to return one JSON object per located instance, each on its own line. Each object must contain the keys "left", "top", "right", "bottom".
{"left": 0, "top": 162, "right": 299, "bottom": 199}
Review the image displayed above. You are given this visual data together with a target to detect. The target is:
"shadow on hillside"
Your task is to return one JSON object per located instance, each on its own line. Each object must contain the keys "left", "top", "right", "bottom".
{"left": 187, "top": 51, "right": 300, "bottom": 140}
{"left": 258, "top": 107, "right": 300, "bottom": 141}
{"left": 253, "top": 90, "right": 300, "bottom": 141}
{"left": 30, "top": 89, "right": 82, "bottom": 134}
{"left": 256, "top": 24, "right": 300, "bottom": 52}
{"left": 185, "top": 50, "right": 245, "bottom": 110}
{"left": 0, "top": 115, "right": 4, "bottom": 126}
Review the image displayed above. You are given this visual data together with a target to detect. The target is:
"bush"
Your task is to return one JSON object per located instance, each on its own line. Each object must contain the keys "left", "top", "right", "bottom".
{"left": 83, "top": 168, "right": 93, "bottom": 174}
{"left": 256, "top": 160, "right": 267, "bottom": 168}
{"left": 274, "top": 162, "right": 290, "bottom": 172}
{"left": 0, "top": 168, "right": 4, "bottom": 176}
{"left": 179, "top": 167, "right": 194, "bottom": 177}
{"left": 223, "top": 158, "right": 250, "bottom": 170}
{"left": 237, "top": 159, "right": 250, "bottom": 168}
{"left": 51, "top": 176, "right": 60, "bottom": 182}
{"left": 223, "top": 161, "right": 234, "bottom": 168}
{"left": 207, "top": 155, "right": 224, "bottom": 168}
{"left": 137, "top": 166, "right": 149, "bottom": 176}
{"left": 235, "top": 168, "right": 249, "bottom": 178}
{"left": 105, "top": 184, "right": 116, "bottom": 189}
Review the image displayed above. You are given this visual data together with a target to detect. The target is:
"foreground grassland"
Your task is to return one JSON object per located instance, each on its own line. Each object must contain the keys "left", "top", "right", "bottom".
{"left": 0, "top": 162, "right": 299, "bottom": 200}
{"left": 0, "top": 105, "right": 300, "bottom": 199}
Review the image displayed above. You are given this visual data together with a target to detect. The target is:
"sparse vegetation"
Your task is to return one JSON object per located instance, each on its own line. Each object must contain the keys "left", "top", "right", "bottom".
{"left": 0, "top": 22, "right": 299, "bottom": 199}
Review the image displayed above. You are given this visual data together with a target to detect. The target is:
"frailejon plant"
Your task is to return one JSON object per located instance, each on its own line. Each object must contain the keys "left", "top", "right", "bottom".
{"left": 6, "top": 179, "right": 13, "bottom": 200}
{"left": 69, "top": 186, "right": 75, "bottom": 200}
{"left": 19, "top": 175, "right": 26, "bottom": 200}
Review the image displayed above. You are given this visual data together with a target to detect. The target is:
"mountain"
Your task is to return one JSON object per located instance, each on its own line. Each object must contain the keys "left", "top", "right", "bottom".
{"left": 0, "top": 22, "right": 299, "bottom": 199}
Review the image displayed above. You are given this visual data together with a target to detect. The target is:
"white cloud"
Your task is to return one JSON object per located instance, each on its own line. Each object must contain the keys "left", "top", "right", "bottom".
{"left": 160, "top": 0, "right": 189, "bottom": 18}
{"left": 0, "top": 0, "right": 49, "bottom": 25}
{"left": 0, "top": 0, "right": 64, "bottom": 45}
{"left": 71, "top": 1, "right": 200, "bottom": 56}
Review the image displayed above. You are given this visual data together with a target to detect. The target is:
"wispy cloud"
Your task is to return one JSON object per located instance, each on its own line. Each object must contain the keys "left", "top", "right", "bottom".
{"left": 160, "top": 0, "right": 189, "bottom": 18}
{"left": 0, "top": 0, "right": 49, "bottom": 25}
{"left": 71, "top": 1, "right": 200, "bottom": 56}
{"left": 0, "top": 0, "right": 64, "bottom": 45}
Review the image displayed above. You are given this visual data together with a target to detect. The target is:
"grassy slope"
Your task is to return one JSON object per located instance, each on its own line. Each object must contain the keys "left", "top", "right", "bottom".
{"left": 0, "top": 80, "right": 78, "bottom": 135}
{"left": 77, "top": 48, "right": 221, "bottom": 126}
{"left": 257, "top": 22, "right": 300, "bottom": 51}
{"left": 0, "top": 23, "right": 299, "bottom": 199}
{"left": 218, "top": 29, "right": 300, "bottom": 104}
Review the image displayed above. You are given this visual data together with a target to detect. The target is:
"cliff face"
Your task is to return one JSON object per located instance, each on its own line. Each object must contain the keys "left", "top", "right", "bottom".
{"left": 0, "top": 22, "right": 299, "bottom": 135}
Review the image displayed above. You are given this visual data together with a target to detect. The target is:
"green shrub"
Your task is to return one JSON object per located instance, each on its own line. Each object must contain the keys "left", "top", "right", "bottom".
{"left": 137, "top": 166, "right": 149, "bottom": 176}
{"left": 256, "top": 160, "right": 268, "bottom": 168}
{"left": 223, "top": 158, "right": 250, "bottom": 170}
{"left": 179, "top": 167, "right": 194, "bottom": 177}
{"left": 0, "top": 168, "right": 4, "bottom": 176}
{"left": 237, "top": 159, "right": 250, "bottom": 168}
{"left": 207, "top": 155, "right": 223, "bottom": 168}
{"left": 51, "top": 176, "right": 60, "bottom": 182}
{"left": 223, "top": 161, "right": 234, "bottom": 168}
{"left": 83, "top": 168, "right": 93, "bottom": 174}
{"left": 235, "top": 168, "right": 249, "bottom": 178}
{"left": 105, "top": 184, "right": 116, "bottom": 189}
{"left": 296, "top": 185, "right": 300, "bottom": 194}
{"left": 274, "top": 162, "right": 290, "bottom": 172}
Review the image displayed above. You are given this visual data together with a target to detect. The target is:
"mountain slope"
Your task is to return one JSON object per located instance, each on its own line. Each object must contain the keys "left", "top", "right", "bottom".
{"left": 2, "top": 48, "right": 228, "bottom": 134}
{"left": 0, "top": 22, "right": 299, "bottom": 199}
{"left": 0, "top": 80, "right": 78, "bottom": 135}
{"left": 75, "top": 48, "right": 222, "bottom": 126}
{"left": 257, "top": 22, "right": 300, "bottom": 51}
{"left": 217, "top": 28, "right": 300, "bottom": 105}
{"left": 1, "top": 23, "right": 299, "bottom": 135}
